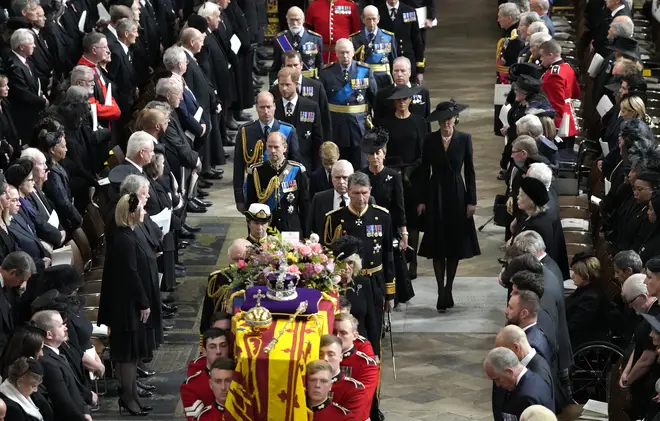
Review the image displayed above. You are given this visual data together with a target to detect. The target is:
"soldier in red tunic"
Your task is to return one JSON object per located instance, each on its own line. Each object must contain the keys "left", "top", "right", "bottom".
{"left": 539, "top": 39, "right": 581, "bottom": 150}
{"left": 319, "top": 334, "right": 369, "bottom": 419}
{"left": 194, "top": 358, "right": 235, "bottom": 421}
{"left": 306, "top": 360, "right": 354, "bottom": 420}
{"left": 337, "top": 297, "right": 376, "bottom": 358}
{"left": 181, "top": 329, "right": 230, "bottom": 420}
{"left": 305, "top": 0, "right": 361, "bottom": 63}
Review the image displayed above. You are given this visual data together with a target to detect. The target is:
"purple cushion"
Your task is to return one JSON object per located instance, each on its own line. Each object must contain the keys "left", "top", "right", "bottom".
{"left": 239, "top": 287, "right": 321, "bottom": 315}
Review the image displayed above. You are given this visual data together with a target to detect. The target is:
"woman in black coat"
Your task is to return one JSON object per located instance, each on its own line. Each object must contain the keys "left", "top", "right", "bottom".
{"left": 565, "top": 253, "right": 609, "bottom": 349}
{"left": 0, "top": 357, "right": 48, "bottom": 421}
{"left": 36, "top": 118, "right": 82, "bottom": 232}
{"left": 98, "top": 193, "right": 160, "bottom": 416}
{"left": 418, "top": 101, "right": 480, "bottom": 312}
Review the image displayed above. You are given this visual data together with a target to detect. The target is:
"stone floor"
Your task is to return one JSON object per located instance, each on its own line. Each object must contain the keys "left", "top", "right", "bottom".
{"left": 94, "top": 0, "right": 510, "bottom": 419}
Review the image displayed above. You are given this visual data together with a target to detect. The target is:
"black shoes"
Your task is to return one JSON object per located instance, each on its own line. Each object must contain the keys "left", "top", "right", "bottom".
{"left": 196, "top": 189, "right": 209, "bottom": 198}
{"left": 118, "top": 399, "right": 148, "bottom": 416}
{"left": 201, "top": 169, "right": 223, "bottom": 180}
{"left": 175, "top": 263, "right": 187, "bottom": 271}
{"left": 187, "top": 201, "right": 206, "bottom": 213}
{"left": 137, "top": 367, "right": 155, "bottom": 378}
{"left": 198, "top": 179, "right": 213, "bottom": 189}
{"left": 180, "top": 228, "right": 196, "bottom": 240}
{"left": 183, "top": 223, "right": 201, "bottom": 232}
{"left": 192, "top": 198, "right": 212, "bottom": 208}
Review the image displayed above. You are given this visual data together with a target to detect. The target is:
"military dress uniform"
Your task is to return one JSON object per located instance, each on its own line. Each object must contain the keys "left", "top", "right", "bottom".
{"left": 319, "top": 60, "right": 377, "bottom": 169}
{"left": 232, "top": 120, "right": 301, "bottom": 207}
{"left": 199, "top": 269, "right": 232, "bottom": 341}
{"left": 271, "top": 28, "right": 324, "bottom": 82}
{"left": 307, "top": 398, "right": 352, "bottom": 421}
{"left": 541, "top": 59, "right": 581, "bottom": 139}
{"left": 245, "top": 159, "right": 310, "bottom": 238}
{"left": 377, "top": 2, "right": 425, "bottom": 79}
{"left": 195, "top": 402, "right": 225, "bottom": 421}
{"left": 305, "top": 0, "right": 362, "bottom": 64}
{"left": 494, "top": 24, "right": 524, "bottom": 135}
{"left": 354, "top": 336, "right": 375, "bottom": 357}
{"left": 339, "top": 345, "right": 379, "bottom": 421}
{"left": 330, "top": 372, "right": 368, "bottom": 418}
{"left": 350, "top": 28, "right": 397, "bottom": 89}
{"left": 181, "top": 367, "right": 215, "bottom": 421}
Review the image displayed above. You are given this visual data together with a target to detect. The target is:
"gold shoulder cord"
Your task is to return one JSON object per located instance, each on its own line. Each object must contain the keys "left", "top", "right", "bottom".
{"left": 242, "top": 127, "right": 264, "bottom": 168}
{"left": 207, "top": 273, "right": 231, "bottom": 314}
{"left": 253, "top": 167, "right": 281, "bottom": 203}
{"left": 323, "top": 215, "right": 342, "bottom": 245}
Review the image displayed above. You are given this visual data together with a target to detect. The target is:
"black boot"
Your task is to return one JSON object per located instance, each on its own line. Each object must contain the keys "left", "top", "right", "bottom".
{"left": 432, "top": 259, "right": 446, "bottom": 313}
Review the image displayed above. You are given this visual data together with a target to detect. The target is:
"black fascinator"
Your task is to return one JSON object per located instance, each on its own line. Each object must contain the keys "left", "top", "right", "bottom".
{"left": 128, "top": 193, "right": 139, "bottom": 213}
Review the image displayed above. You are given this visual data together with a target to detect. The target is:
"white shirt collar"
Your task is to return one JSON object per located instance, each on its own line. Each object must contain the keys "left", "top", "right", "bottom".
{"left": 45, "top": 344, "right": 60, "bottom": 355}
{"left": 0, "top": 272, "right": 4, "bottom": 288}
{"left": 520, "top": 348, "right": 536, "bottom": 367}
{"left": 333, "top": 190, "right": 349, "bottom": 209}
{"left": 107, "top": 25, "right": 118, "bottom": 39}
{"left": 183, "top": 48, "right": 196, "bottom": 61}
{"left": 611, "top": 4, "right": 625, "bottom": 16}
{"left": 12, "top": 51, "right": 27, "bottom": 66}
{"left": 515, "top": 367, "right": 528, "bottom": 386}
{"left": 537, "top": 252, "right": 547, "bottom": 261}
{"left": 283, "top": 95, "right": 298, "bottom": 109}
{"left": 119, "top": 41, "right": 129, "bottom": 54}
{"left": 125, "top": 157, "right": 143, "bottom": 173}
{"left": 32, "top": 27, "right": 40, "bottom": 35}
{"left": 521, "top": 321, "right": 537, "bottom": 331}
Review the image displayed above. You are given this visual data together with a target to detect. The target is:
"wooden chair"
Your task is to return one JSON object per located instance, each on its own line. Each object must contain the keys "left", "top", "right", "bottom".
{"left": 559, "top": 195, "right": 589, "bottom": 208}
{"left": 566, "top": 243, "right": 594, "bottom": 261}
{"left": 564, "top": 231, "right": 592, "bottom": 245}
{"left": 80, "top": 280, "right": 102, "bottom": 294}
{"left": 80, "top": 293, "right": 101, "bottom": 308}
{"left": 560, "top": 206, "right": 591, "bottom": 220}
{"left": 69, "top": 240, "right": 84, "bottom": 276}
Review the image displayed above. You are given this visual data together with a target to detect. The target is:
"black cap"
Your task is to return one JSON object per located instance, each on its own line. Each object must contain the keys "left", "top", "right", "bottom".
{"left": 386, "top": 85, "right": 422, "bottom": 100}
{"left": 520, "top": 177, "right": 549, "bottom": 206}
{"left": 570, "top": 252, "right": 595, "bottom": 267}
{"left": 516, "top": 74, "right": 542, "bottom": 95}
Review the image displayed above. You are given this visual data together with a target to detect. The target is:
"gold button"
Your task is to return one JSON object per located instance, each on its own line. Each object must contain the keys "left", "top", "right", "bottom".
{"left": 370, "top": 261, "right": 374, "bottom": 265}
{"left": 340, "top": 219, "right": 344, "bottom": 223}
{"left": 375, "top": 217, "right": 379, "bottom": 220}
{"left": 373, "top": 239, "right": 377, "bottom": 243}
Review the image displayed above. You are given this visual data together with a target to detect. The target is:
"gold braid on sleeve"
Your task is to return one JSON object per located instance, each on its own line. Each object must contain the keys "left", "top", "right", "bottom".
{"left": 207, "top": 275, "right": 231, "bottom": 314}
{"left": 323, "top": 216, "right": 342, "bottom": 245}
{"left": 253, "top": 167, "right": 281, "bottom": 203}
{"left": 242, "top": 127, "right": 264, "bottom": 168}
{"left": 225, "top": 290, "right": 246, "bottom": 313}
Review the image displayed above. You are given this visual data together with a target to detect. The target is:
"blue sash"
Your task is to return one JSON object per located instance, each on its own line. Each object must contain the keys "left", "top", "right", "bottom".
{"left": 331, "top": 65, "right": 369, "bottom": 105}
{"left": 276, "top": 33, "right": 312, "bottom": 71}
{"left": 263, "top": 164, "right": 300, "bottom": 210}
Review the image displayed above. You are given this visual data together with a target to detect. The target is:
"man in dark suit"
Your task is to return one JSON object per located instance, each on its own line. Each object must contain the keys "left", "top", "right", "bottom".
{"left": 6, "top": 185, "right": 49, "bottom": 263}
{"left": 271, "top": 50, "right": 332, "bottom": 142}
{"left": 308, "top": 159, "right": 354, "bottom": 236}
{"left": 505, "top": 290, "right": 553, "bottom": 365}
{"left": 591, "top": 0, "right": 630, "bottom": 57}
{"left": 308, "top": 141, "right": 339, "bottom": 198}
{"left": 511, "top": 230, "right": 563, "bottom": 288}
{"left": 23, "top": 6, "right": 55, "bottom": 96}
{"left": 0, "top": 251, "right": 35, "bottom": 356}
{"left": 274, "top": 67, "right": 323, "bottom": 171}
{"left": 377, "top": 0, "right": 424, "bottom": 83}
{"left": 32, "top": 309, "right": 97, "bottom": 421}
{"left": 6, "top": 28, "right": 48, "bottom": 145}
{"left": 486, "top": 347, "right": 554, "bottom": 421}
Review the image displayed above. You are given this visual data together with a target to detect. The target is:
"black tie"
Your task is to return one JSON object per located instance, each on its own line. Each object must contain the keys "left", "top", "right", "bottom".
{"left": 293, "top": 34, "right": 300, "bottom": 48}
{"left": 263, "top": 125, "right": 270, "bottom": 140}
{"left": 368, "top": 33, "right": 375, "bottom": 44}
{"left": 327, "top": 171, "right": 332, "bottom": 184}
{"left": 339, "top": 196, "right": 346, "bottom": 207}
{"left": 285, "top": 101, "right": 294, "bottom": 117}
{"left": 390, "top": 8, "right": 396, "bottom": 20}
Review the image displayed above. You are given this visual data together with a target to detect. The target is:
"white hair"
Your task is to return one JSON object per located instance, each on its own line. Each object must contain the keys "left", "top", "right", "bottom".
{"left": 163, "top": 46, "right": 187, "bottom": 71}
{"left": 517, "top": 114, "right": 543, "bottom": 138}
{"left": 529, "top": 32, "right": 552, "bottom": 48}
{"left": 155, "top": 77, "right": 182, "bottom": 97}
{"left": 610, "top": 16, "right": 634, "bottom": 39}
{"left": 198, "top": 1, "right": 220, "bottom": 18}
{"left": 622, "top": 273, "right": 649, "bottom": 302}
{"left": 527, "top": 21, "right": 548, "bottom": 36}
{"left": 526, "top": 163, "right": 553, "bottom": 190}
{"left": 484, "top": 347, "right": 521, "bottom": 372}
{"left": 520, "top": 11, "right": 540, "bottom": 26}
{"left": 10, "top": 29, "right": 34, "bottom": 51}
{"left": 331, "top": 159, "right": 354, "bottom": 176}
{"left": 532, "top": 0, "right": 550, "bottom": 12}
{"left": 512, "top": 230, "right": 546, "bottom": 254}
{"left": 70, "top": 65, "right": 94, "bottom": 84}
{"left": 126, "top": 131, "right": 155, "bottom": 159}
{"left": 335, "top": 38, "right": 353, "bottom": 51}
{"left": 393, "top": 56, "right": 412, "bottom": 70}
{"left": 499, "top": 3, "right": 520, "bottom": 21}
{"left": 20, "top": 147, "right": 46, "bottom": 164}
{"left": 119, "top": 174, "right": 150, "bottom": 195}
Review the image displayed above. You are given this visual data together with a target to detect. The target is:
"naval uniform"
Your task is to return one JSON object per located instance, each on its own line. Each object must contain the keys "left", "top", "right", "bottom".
{"left": 305, "top": 0, "right": 361, "bottom": 64}
{"left": 319, "top": 60, "right": 377, "bottom": 170}
{"left": 232, "top": 119, "right": 301, "bottom": 207}
{"left": 270, "top": 28, "right": 324, "bottom": 82}
{"left": 350, "top": 27, "right": 397, "bottom": 89}
{"left": 245, "top": 159, "right": 310, "bottom": 239}
{"left": 377, "top": 2, "right": 425, "bottom": 79}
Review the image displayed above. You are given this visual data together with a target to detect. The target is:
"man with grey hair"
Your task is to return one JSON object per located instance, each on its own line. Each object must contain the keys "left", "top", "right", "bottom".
{"left": 592, "top": 0, "right": 631, "bottom": 56}
{"left": 613, "top": 250, "right": 643, "bottom": 284}
{"left": 529, "top": 0, "right": 553, "bottom": 35}
{"left": 495, "top": 3, "right": 524, "bottom": 135}
{"left": 592, "top": 15, "right": 635, "bottom": 107}
{"left": 516, "top": 114, "right": 558, "bottom": 168}
{"left": 486, "top": 346, "right": 554, "bottom": 421}
{"left": 608, "top": 15, "right": 634, "bottom": 41}
{"left": 350, "top": 5, "right": 397, "bottom": 89}
{"left": 509, "top": 0, "right": 530, "bottom": 13}
{"left": 0, "top": 250, "right": 36, "bottom": 354}
{"left": 518, "top": 12, "right": 540, "bottom": 41}
{"left": 7, "top": 28, "right": 47, "bottom": 143}
{"left": 70, "top": 65, "right": 96, "bottom": 96}
{"left": 512, "top": 230, "right": 563, "bottom": 286}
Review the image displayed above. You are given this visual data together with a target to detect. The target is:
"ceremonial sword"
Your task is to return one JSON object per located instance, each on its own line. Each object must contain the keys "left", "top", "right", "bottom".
{"left": 386, "top": 310, "right": 396, "bottom": 380}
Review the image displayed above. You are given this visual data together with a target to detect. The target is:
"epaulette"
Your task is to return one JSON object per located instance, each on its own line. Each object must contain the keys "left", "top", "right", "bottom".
{"left": 323, "top": 61, "right": 337, "bottom": 69}
{"left": 279, "top": 121, "right": 295, "bottom": 128}
{"left": 356, "top": 61, "right": 370, "bottom": 68}
{"left": 194, "top": 405, "right": 213, "bottom": 420}
{"left": 332, "top": 402, "right": 351, "bottom": 415}
{"left": 510, "top": 28, "right": 518, "bottom": 40}
{"left": 356, "top": 335, "right": 367, "bottom": 342}
{"left": 371, "top": 204, "right": 390, "bottom": 213}
{"left": 184, "top": 370, "right": 203, "bottom": 384}
{"left": 381, "top": 29, "right": 395, "bottom": 36}
{"left": 247, "top": 161, "right": 264, "bottom": 174}
{"left": 551, "top": 64, "right": 560, "bottom": 74}
{"left": 325, "top": 207, "right": 343, "bottom": 217}
{"left": 288, "top": 160, "right": 306, "bottom": 172}
{"left": 356, "top": 350, "right": 377, "bottom": 365}
{"left": 344, "top": 376, "right": 365, "bottom": 388}
{"left": 349, "top": 31, "right": 360, "bottom": 38}
{"left": 308, "top": 30, "right": 322, "bottom": 38}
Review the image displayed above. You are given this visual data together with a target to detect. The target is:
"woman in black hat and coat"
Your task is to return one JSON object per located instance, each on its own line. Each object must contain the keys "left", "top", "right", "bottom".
{"left": 418, "top": 100, "right": 480, "bottom": 313}
{"left": 376, "top": 85, "right": 428, "bottom": 279}
{"left": 361, "top": 128, "right": 415, "bottom": 304}
{"left": 515, "top": 176, "right": 569, "bottom": 275}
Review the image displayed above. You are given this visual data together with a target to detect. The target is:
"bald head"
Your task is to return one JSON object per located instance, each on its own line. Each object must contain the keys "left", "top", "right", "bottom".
{"left": 228, "top": 238, "right": 251, "bottom": 263}
{"left": 362, "top": 5, "right": 379, "bottom": 31}
{"left": 495, "top": 325, "right": 532, "bottom": 360}
{"left": 180, "top": 28, "right": 204, "bottom": 53}
{"left": 287, "top": 6, "right": 303, "bottom": 17}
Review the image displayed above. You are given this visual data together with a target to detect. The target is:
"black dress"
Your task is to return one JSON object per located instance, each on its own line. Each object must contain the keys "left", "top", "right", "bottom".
{"left": 363, "top": 167, "right": 414, "bottom": 303}
{"left": 418, "top": 130, "right": 480, "bottom": 260}
{"left": 378, "top": 113, "right": 427, "bottom": 230}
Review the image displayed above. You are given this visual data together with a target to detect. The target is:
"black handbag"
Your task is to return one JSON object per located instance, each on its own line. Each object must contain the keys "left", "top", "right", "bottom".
{"left": 493, "top": 194, "right": 510, "bottom": 227}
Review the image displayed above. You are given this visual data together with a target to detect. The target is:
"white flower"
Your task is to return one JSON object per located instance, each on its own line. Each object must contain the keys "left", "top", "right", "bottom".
{"left": 309, "top": 233, "right": 320, "bottom": 243}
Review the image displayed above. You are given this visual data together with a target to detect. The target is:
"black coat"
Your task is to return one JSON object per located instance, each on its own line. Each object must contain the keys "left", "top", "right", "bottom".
{"left": 42, "top": 20, "right": 76, "bottom": 81}
{"left": 376, "top": 2, "right": 425, "bottom": 76}
{"left": 223, "top": 1, "right": 253, "bottom": 110}
{"left": 541, "top": 254, "right": 563, "bottom": 288}
{"left": 565, "top": 283, "right": 610, "bottom": 348}
{"left": 41, "top": 346, "right": 91, "bottom": 421}
{"left": 418, "top": 130, "right": 480, "bottom": 260}
{"left": 526, "top": 352, "right": 555, "bottom": 405}
{"left": 200, "top": 28, "right": 234, "bottom": 105}
{"left": 18, "top": 196, "right": 61, "bottom": 248}
{"left": 525, "top": 324, "right": 553, "bottom": 365}
{"left": 4, "top": 53, "right": 47, "bottom": 144}
{"left": 274, "top": 96, "right": 323, "bottom": 171}
{"left": 346, "top": 276, "right": 380, "bottom": 357}
{"left": 517, "top": 212, "right": 570, "bottom": 280}
{"left": 29, "top": 28, "right": 53, "bottom": 92}
{"left": 8, "top": 213, "right": 46, "bottom": 261}
{"left": 308, "top": 167, "right": 331, "bottom": 200}
{"left": 42, "top": 162, "right": 82, "bottom": 231}
{"left": 139, "top": 0, "right": 161, "bottom": 68}
{"left": 271, "top": 77, "right": 332, "bottom": 142}
{"left": 540, "top": 266, "right": 573, "bottom": 374}
{"left": 106, "top": 41, "right": 137, "bottom": 115}
{"left": 0, "top": 390, "right": 46, "bottom": 421}
{"left": 0, "top": 288, "right": 14, "bottom": 356}
{"left": 183, "top": 52, "right": 215, "bottom": 123}
{"left": 492, "top": 370, "right": 555, "bottom": 421}
{"left": 160, "top": 113, "right": 199, "bottom": 183}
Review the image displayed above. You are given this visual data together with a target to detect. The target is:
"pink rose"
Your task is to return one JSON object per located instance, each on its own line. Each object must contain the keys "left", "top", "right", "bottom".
{"left": 314, "top": 264, "right": 324, "bottom": 274}
{"left": 288, "top": 265, "right": 301, "bottom": 274}
{"left": 237, "top": 259, "right": 247, "bottom": 269}
{"left": 310, "top": 243, "right": 322, "bottom": 253}
{"left": 299, "top": 245, "right": 312, "bottom": 257}
{"left": 320, "top": 255, "right": 328, "bottom": 263}
{"left": 333, "top": 275, "right": 342, "bottom": 284}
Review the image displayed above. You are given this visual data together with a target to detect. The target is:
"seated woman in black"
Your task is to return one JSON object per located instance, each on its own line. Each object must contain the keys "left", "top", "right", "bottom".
{"left": 0, "top": 357, "right": 48, "bottom": 421}
{"left": 565, "top": 253, "right": 609, "bottom": 349}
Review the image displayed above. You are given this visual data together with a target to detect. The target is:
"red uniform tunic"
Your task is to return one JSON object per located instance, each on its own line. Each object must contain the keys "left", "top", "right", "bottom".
{"left": 188, "top": 356, "right": 207, "bottom": 377}
{"left": 195, "top": 402, "right": 225, "bottom": 421}
{"left": 340, "top": 346, "right": 379, "bottom": 420}
{"left": 331, "top": 372, "right": 368, "bottom": 419}
{"left": 305, "top": 0, "right": 361, "bottom": 63}
{"left": 354, "top": 336, "right": 374, "bottom": 358}
{"left": 309, "top": 398, "right": 354, "bottom": 421}
{"left": 181, "top": 365, "right": 214, "bottom": 421}
{"left": 541, "top": 60, "right": 581, "bottom": 138}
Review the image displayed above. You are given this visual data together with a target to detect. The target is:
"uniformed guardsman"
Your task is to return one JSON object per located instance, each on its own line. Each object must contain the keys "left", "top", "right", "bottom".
{"left": 377, "top": 0, "right": 425, "bottom": 83}
{"left": 494, "top": 3, "right": 524, "bottom": 135}
{"left": 305, "top": 0, "right": 361, "bottom": 64}
{"left": 233, "top": 91, "right": 301, "bottom": 213}
{"left": 539, "top": 39, "right": 580, "bottom": 149}
{"left": 271, "top": 7, "right": 324, "bottom": 83}
{"left": 193, "top": 358, "right": 234, "bottom": 421}
{"left": 245, "top": 131, "right": 310, "bottom": 239}
{"left": 306, "top": 360, "right": 353, "bottom": 421}
{"left": 319, "top": 335, "right": 369, "bottom": 419}
{"left": 319, "top": 39, "right": 377, "bottom": 170}
{"left": 181, "top": 329, "right": 231, "bottom": 421}
{"left": 350, "top": 6, "right": 397, "bottom": 89}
